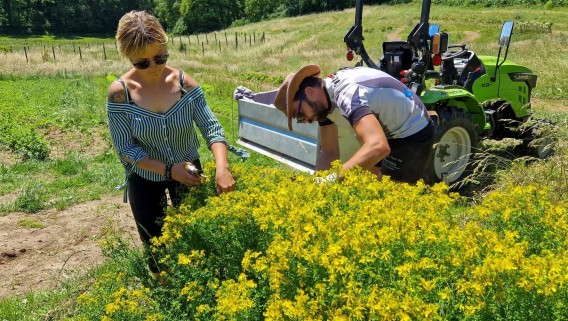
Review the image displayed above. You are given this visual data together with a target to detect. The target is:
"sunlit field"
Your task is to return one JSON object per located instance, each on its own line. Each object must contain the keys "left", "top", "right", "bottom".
{"left": 0, "top": 3, "right": 567, "bottom": 321}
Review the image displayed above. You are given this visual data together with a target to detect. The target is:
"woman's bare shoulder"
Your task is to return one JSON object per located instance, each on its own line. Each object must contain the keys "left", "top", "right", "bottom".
{"left": 180, "top": 71, "right": 199, "bottom": 91}
{"left": 107, "top": 79, "right": 127, "bottom": 103}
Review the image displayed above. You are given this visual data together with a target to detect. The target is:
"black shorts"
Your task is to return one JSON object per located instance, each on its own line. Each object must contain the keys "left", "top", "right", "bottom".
{"left": 377, "top": 121, "right": 435, "bottom": 183}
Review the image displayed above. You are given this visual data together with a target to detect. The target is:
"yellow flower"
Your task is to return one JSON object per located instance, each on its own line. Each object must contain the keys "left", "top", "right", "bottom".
{"left": 105, "top": 302, "right": 120, "bottom": 315}
{"left": 438, "top": 287, "right": 451, "bottom": 300}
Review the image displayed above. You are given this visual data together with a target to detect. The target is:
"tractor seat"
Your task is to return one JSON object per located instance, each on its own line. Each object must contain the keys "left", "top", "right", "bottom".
{"left": 381, "top": 41, "right": 413, "bottom": 79}
{"left": 445, "top": 50, "right": 484, "bottom": 91}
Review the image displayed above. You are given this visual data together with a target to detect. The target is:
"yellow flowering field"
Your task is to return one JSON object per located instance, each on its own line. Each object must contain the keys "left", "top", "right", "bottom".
{"left": 71, "top": 162, "right": 567, "bottom": 321}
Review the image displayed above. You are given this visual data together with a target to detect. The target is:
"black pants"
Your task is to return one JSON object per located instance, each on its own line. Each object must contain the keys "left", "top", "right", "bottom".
{"left": 378, "top": 120, "right": 435, "bottom": 183}
{"left": 127, "top": 160, "right": 201, "bottom": 272}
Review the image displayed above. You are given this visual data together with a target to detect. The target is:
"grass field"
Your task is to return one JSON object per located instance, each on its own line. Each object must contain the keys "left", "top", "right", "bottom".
{"left": 0, "top": 3, "right": 567, "bottom": 320}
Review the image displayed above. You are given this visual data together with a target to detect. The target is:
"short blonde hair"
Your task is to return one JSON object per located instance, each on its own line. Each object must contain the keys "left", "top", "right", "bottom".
{"left": 115, "top": 10, "right": 168, "bottom": 57}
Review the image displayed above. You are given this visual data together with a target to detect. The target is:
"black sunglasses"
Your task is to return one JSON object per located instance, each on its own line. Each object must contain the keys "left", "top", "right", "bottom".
{"left": 296, "top": 91, "right": 307, "bottom": 123}
{"left": 132, "top": 53, "right": 169, "bottom": 69}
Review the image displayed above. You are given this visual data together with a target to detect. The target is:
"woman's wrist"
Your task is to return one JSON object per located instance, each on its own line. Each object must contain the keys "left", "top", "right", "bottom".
{"left": 165, "top": 163, "right": 173, "bottom": 180}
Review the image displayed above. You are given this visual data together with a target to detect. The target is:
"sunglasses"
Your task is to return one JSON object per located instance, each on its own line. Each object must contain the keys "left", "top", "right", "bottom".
{"left": 131, "top": 53, "right": 169, "bottom": 69}
{"left": 296, "top": 92, "right": 307, "bottom": 123}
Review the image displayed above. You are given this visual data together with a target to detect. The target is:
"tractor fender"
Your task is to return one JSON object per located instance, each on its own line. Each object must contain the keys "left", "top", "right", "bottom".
{"left": 420, "top": 87, "right": 486, "bottom": 135}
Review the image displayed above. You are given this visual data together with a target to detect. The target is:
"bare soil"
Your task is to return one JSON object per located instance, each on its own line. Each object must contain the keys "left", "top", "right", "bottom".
{"left": 0, "top": 127, "right": 142, "bottom": 299}
{"left": 0, "top": 196, "right": 139, "bottom": 299}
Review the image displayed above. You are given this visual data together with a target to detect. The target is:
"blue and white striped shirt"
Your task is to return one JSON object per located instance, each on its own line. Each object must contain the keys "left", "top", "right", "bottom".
{"left": 106, "top": 83, "right": 227, "bottom": 183}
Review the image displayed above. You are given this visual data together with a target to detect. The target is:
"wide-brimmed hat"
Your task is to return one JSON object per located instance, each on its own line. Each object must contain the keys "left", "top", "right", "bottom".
{"left": 273, "top": 64, "right": 322, "bottom": 131}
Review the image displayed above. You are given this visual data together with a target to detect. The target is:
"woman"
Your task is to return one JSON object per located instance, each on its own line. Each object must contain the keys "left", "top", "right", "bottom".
{"left": 106, "top": 10, "right": 235, "bottom": 278}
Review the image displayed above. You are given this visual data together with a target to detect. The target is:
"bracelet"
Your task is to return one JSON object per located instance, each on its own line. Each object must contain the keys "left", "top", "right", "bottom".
{"left": 165, "top": 164, "right": 173, "bottom": 181}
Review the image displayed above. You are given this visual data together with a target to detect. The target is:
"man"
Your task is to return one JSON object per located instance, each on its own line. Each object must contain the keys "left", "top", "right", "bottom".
{"left": 273, "top": 64, "right": 435, "bottom": 183}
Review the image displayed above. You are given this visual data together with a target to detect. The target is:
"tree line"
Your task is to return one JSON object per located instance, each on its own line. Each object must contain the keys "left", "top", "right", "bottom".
{"left": 0, "top": 0, "right": 559, "bottom": 35}
{"left": 0, "top": 0, "right": 411, "bottom": 35}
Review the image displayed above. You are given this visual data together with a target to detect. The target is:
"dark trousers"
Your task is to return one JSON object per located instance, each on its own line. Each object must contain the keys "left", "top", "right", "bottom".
{"left": 378, "top": 120, "right": 435, "bottom": 183}
{"left": 127, "top": 173, "right": 187, "bottom": 245}
{"left": 127, "top": 160, "right": 201, "bottom": 272}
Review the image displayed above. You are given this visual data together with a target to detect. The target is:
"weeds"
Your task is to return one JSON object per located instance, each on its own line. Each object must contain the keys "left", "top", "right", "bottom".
{"left": 18, "top": 219, "right": 45, "bottom": 229}
{"left": 460, "top": 117, "right": 568, "bottom": 202}
{"left": 13, "top": 182, "right": 47, "bottom": 213}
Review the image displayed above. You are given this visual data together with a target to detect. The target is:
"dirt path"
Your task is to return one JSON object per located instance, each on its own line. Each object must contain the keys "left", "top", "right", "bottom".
{"left": 0, "top": 195, "right": 139, "bottom": 299}
{"left": 387, "top": 26, "right": 406, "bottom": 41}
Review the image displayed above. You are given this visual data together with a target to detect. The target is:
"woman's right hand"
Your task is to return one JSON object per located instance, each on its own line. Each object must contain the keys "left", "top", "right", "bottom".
{"left": 171, "top": 162, "right": 202, "bottom": 186}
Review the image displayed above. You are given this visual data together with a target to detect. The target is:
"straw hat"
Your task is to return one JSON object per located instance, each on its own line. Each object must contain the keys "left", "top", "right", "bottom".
{"left": 273, "top": 64, "right": 321, "bottom": 131}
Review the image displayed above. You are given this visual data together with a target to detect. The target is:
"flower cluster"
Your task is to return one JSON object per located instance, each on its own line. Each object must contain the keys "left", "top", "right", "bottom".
{"left": 69, "top": 161, "right": 567, "bottom": 320}
{"left": 71, "top": 271, "right": 164, "bottom": 321}
{"left": 151, "top": 162, "right": 568, "bottom": 320}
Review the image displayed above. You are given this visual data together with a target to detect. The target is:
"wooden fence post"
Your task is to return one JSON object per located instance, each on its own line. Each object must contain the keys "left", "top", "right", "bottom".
{"left": 52, "top": 47, "right": 56, "bottom": 60}
{"left": 103, "top": 43, "right": 107, "bottom": 60}
{"left": 202, "top": 42, "right": 205, "bottom": 55}
{"left": 24, "top": 47, "right": 28, "bottom": 63}
{"left": 79, "top": 47, "right": 82, "bottom": 60}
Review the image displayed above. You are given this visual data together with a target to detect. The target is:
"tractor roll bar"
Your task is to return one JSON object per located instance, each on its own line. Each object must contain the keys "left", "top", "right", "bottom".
{"left": 344, "top": 0, "right": 379, "bottom": 68}
{"left": 345, "top": 0, "right": 434, "bottom": 68}
{"left": 420, "top": 0, "right": 431, "bottom": 23}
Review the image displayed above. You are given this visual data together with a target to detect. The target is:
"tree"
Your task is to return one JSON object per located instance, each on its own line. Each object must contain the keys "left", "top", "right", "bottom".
{"left": 154, "top": 0, "right": 182, "bottom": 31}
{"left": 0, "top": 0, "right": 29, "bottom": 33}
{"left": 286, "top": 0, "right": 354, "bottom": 16}
{"left": 245, "top": 0, "right": 286, "bottom": 22}
{"left": 177, "top": 0, "right": 245, "bottom": 34}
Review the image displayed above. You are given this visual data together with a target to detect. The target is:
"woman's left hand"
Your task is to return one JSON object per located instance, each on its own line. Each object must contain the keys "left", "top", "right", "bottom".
{"left": 215, "top": 167, "right": 235, "bottom": 195}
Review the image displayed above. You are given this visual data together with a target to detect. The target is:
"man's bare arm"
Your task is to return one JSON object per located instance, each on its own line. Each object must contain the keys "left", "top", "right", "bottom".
{"left": 342, "top": 114, "right": 390, "bottom": 170}
{"left": 316, "top": 123, "right": 340, "bottom": 170}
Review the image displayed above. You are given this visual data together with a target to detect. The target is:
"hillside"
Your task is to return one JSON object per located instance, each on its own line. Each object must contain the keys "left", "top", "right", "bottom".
{"left": 0, "top": 3, "right": 567, "bottom": 320}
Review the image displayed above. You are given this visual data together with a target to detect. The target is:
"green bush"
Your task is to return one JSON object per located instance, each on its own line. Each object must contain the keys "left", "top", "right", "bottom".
{"left": 0, "top": 121, "right": 49, "bottom": 160}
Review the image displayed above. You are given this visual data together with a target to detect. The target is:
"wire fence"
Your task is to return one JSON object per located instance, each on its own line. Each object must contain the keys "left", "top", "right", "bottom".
{"left": 8, "top": 31, "right": 267, "bottom": 64}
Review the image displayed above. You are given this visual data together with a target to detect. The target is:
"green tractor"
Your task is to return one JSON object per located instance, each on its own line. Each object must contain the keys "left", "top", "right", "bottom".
{"left": 344, "top": 0, "right": 548, "bottom": 186}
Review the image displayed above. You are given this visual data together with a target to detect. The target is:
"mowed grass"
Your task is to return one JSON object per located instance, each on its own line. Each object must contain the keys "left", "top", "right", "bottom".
{"left": 0, "top": 3, "right": 567, "bottom": 319}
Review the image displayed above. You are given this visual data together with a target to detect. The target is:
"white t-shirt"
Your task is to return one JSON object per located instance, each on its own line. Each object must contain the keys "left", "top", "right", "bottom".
{"left": 324, "top": 67, "right": 430, "bottom": 139}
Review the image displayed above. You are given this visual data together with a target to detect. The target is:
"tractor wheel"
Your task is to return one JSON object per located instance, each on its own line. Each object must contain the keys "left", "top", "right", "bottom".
{"left": 522, "top": 119, "right": 555, "bottom": 159}
{"left": 530, "top": 141, "right": 554, "bottom": 159}
{"left": 424, "top": 107, "right": 480, "bottom": 186}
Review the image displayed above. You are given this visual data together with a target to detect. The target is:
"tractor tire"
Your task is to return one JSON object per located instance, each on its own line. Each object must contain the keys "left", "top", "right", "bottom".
{"left": 522, "top": 119, "right": 555, "bottom": 159}
{"left": 423, "top": 107, "right": 480, "bottom": 186}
